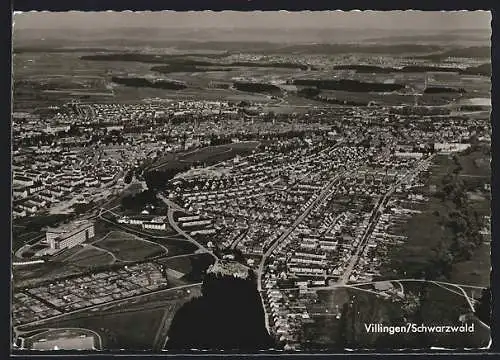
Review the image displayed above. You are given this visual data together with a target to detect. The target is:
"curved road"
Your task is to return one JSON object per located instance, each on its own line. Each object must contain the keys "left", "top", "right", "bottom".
{"left": 159, "top": 195, "right": 218, "bottom": 261}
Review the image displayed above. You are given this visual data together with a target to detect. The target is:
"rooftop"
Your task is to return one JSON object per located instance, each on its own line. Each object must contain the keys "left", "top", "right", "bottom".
{"left": 207, "top": 261, "right": 250, "bottom": 280}
{"left": 46, "top": 220, "right": 94, "bottom": 234}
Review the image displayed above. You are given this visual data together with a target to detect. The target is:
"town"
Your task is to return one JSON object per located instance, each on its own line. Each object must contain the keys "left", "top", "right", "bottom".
{"left": 11, "top": 10, "right": 492, "bottom": 351}
{"left": 12, "top": 94, "right": 491, "bottom": 350}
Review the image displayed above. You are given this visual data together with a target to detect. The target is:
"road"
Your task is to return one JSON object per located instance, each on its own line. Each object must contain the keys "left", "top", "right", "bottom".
{"left": 256, "top": 169, "right": 348, "bottom": 334}
{"left": 152, "top": 303, "right": 178, "bottom": 351}
{"left": 230, "top": 229, "right": 249, "bottom": 250}
{"left": 291, "top": 278, "right": 485, "bottom": 318}
{"left": 64, "top": 243, "right": 118, "bottom": 264}
{"left": 14, "top": 282, "right": 202, "bottom": 332}
{"left": 14, "top": 235, "right": 45, "bottom": 259}
{"left": 159, "top": 195, "right": 218, "bottom": 261}
{"left": 14, "top": 199, "right": 122, "bottom": 260}
{"left": 257, "top": 169, "right": 348, "bottom": 291}
{"left": 338, "top": 155, "right": 435, "bottom": 285}
{"left": 92, "top": 228, "right": 170, "bottom": 258}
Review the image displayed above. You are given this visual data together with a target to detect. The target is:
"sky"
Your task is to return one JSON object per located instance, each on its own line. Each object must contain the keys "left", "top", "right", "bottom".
{"left": 13, "top": 10, "right": 491, "bottom": 31}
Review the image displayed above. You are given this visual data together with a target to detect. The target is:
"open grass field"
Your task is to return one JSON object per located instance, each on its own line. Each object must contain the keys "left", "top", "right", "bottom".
{"left": 13, "top": 262, "right": 81, "bottom": 288}
{"left": 149, "top": 237, "right": 198, "bottom": 257}
{"left": 93, "top": 231, "right": 167, "bottom": 262}
{"left": 156, "top": 253, "right": 215, "bottom": 283}
{"left": 381, "top": 149, "right": 491, "bottom": 283}
{"left": 31, "top": 306, "right": 166, "bottom": 350}
{"left": 179, "top": 142, "right": 259, "bottom": 161}
{"left": 450, "top": 242, "right": 491, "bottom": 288}
{"left": 49, "top": 245, "right": 86, "bottom": 262}
{"left": 67, "top": 247, "right": 116, "bottom": 268}
{"left": 304, "top": 282, "right": 489, "bottom": 350}
{"left": 94, "top": 218, "right": 198, "bottom": 258}
{"left": 151, "top": 142, "right": 259, "bottom": 172}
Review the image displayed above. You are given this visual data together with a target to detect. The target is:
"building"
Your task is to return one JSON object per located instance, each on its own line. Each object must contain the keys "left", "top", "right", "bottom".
{"left": 13, "top": 176, "right": 34, "bottom": 187}
{"left": 142, "top": 216, "right": 168, "bottom": 231}
{"left": 45, "top": 220, "right": 95, "bottom": 250}
{"left": 394, "top": 152, "right": 424, "bottom": 159}
{"left": 45, "top": 124, "right": 71, "bottom": 134}
{"left": 434, "top": 142, "right": 471, "bottom": 154}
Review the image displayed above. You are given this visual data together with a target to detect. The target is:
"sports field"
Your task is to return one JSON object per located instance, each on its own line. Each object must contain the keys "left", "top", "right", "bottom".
{"left": 20, "top": 285, "right": 202, "bottom": 350}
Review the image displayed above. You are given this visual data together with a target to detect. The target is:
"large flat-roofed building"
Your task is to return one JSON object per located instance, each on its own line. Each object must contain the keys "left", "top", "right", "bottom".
{"left": 46, "top": 220, "right": 95, "bottom": 250}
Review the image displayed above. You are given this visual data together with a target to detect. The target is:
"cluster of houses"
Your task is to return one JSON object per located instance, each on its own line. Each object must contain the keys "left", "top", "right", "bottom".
{"left": 117, "top": 215, "right": 169, "bottom": 231}
{"left": 13, "top": 263, "right": 168, "bottom": 325}
{"left": 12, "top": 147, "right": 123, "bottom": 218}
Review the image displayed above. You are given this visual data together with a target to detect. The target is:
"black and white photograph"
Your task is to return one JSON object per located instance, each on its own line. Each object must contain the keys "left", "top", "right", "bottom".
{"left": 11, "top": 10, "right": 492, "bottom": 352}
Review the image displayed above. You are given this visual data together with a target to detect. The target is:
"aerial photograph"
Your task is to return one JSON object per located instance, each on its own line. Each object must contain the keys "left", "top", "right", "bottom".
{"left": 11, "top": 10, "right": 491, "bottom": 352}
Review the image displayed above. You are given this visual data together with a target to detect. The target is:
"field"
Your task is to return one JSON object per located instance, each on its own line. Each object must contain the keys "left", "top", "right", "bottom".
{"left": 13, "top": 262, "right": 81, "bottom": 288}
{"left": 49, "top": 245, "right": 86, "bottom": 262}
{"left": 66, "top": 246, "right": 116, "bottom": 267}
{"left": 301, "top": 287, "right": 350, "bottom": 350}
{"left": 26, "top": 328, "right": 101, "bottom": 350}
{"left": 149, "top": 237, "right": 198, "bottom": 257}
{"left": 94, "top": 217, "right": 199, "bottom": 258}
{"left": 93, "top": 231, "right": 167, "bottom": 262}
{"left": 13, "top": 51, "right": 291, "bottom": 109}
{"left": 151, "top": 142, "right": 259, "bottom": 172}
{"left": 12, "top": 214, "right": 72, "bottom": 252}
{"left": 19, "top": 285, "right": 202, "bottom": 350}
{"left": 156, "top": 253, "right": 216, "bottom": 283}
{"left": 304, "top": 282, "right": 489, "bottom": 350}
{"left": 450, "top": 242, "right": 491, "bottom": 288}
{"left": 429, "top": 150, "right": 491, "bottom": 186}
{"left": 381, "top": 149, "right": 491, "bottom": 283}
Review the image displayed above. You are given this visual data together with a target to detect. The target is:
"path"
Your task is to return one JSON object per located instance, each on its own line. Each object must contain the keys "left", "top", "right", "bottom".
{"left": 64, "top": 243, "right": 118, "bottom": 264}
